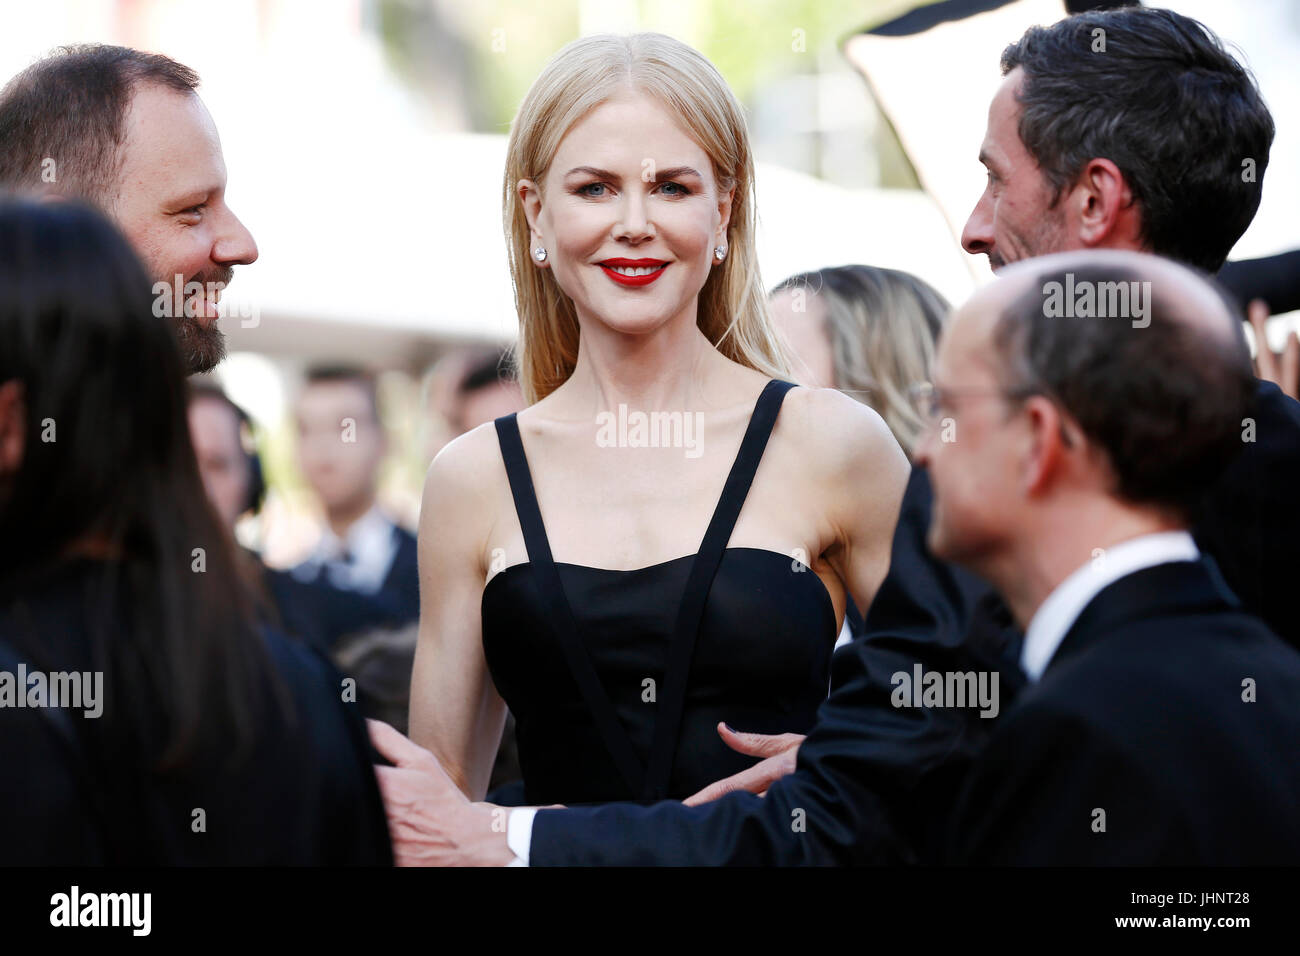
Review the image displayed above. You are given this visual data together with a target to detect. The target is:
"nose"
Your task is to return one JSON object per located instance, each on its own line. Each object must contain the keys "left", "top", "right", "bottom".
{"left": 961, "top": 189, "right": 994, "bottom": 258}
{"left": 213, "top": 204, "right": 259, "bottom": 267}
{"left": 611, "top": 190, "right": 654, "bottom": 244}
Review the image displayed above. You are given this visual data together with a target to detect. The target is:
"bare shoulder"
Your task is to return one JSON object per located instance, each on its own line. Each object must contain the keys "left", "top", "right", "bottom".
{"left": 777, "top": 384, "right": 908, "bottom": 482}
{"left": 420, "top": 420, "right": 508, "bottom": 552}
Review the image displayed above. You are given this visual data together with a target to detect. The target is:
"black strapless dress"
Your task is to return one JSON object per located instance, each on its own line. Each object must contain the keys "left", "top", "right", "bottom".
{"left": 481, "top": 379, "right": 838, "bottom": 806}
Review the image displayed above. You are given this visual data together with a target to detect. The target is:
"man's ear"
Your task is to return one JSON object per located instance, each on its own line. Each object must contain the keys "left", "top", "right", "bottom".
{"left": 1020, "top": 394, "right": 1070, "bottom": 497}
{"left": 518, "top": 178, "right": 546, "bottom": 262}
{"left": 0, "top": 380, "right": 26, "bottom": 481}
{"left": 1067, "top": 158, "right": 1140, "bottom": 250}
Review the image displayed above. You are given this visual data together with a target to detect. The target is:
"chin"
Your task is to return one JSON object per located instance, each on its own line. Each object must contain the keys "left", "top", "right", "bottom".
{"left": 590, "top": 304, "right": 678, "bottom": 336}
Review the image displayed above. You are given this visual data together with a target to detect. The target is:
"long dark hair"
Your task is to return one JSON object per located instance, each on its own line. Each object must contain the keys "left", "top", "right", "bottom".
{"left": 0, "top": 198, "right": 280, "bottom": 771}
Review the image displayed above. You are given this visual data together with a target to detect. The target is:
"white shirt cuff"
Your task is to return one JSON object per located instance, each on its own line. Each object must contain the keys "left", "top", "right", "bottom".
{"left": 506, "top": 807, "right": 538, "bottom": 866}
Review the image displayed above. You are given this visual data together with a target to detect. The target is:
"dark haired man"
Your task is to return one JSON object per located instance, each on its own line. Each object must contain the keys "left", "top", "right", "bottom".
{"left": 367, "top": 6, "right": 1300, "bottom": 865}
{"left": 0, "top": 45, "right": 258, "bottom": 373}
{"left": 291, "top": 367, "right": 420, "bottom": 625}
{"left": 450, "top": 349, "right": 524, "bottom": 436}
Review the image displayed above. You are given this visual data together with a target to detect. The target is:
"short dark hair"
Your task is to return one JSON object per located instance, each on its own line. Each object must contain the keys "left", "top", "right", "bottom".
{"left": 1001, "top": 7, "right": 1274, "bottom": 273}
{"left": 302, "top": 364, "right": 380, "bottom": 422}
{"left": 458, "top": 348, "right": 516, "bottom": 397}
{"left": 993, "top": 263, "right": 1256, "bottom": 520}
{"left": 0, "top": 44, "right": 199, "bottom": 203}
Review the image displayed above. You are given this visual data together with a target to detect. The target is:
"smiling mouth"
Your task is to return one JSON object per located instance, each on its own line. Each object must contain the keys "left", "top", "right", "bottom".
{"left": 599, "top": 258, "right": 669, "bottom": 287}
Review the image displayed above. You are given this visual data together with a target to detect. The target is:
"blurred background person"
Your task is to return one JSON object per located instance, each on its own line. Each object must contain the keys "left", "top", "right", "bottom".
{"left": 448, "top": 348, "right": 526, "bottom": 434}
{"left": 187, "top": 380, "right": 404, "bottom": 650}
{"left": 769, "top": 265, "right": 947, "bottom": 459}
{"left": 290, "top": 365, "right": 420, "bottom": 623}
{"left": 188, "top": 379, "right": 266, "bottom": 531}
{"left": 0, "top": 199, "right": 390, "bottom": 864}
{"left": 769, "top": 264, "right": 948, "bottom": 644}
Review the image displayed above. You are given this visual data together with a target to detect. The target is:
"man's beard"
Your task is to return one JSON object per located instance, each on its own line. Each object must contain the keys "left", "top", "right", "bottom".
{"left": 174, "top": 311, "right": 227, "bottom": 374}
{"left": 163, "top": 267, "right": 233, "bottom": 375}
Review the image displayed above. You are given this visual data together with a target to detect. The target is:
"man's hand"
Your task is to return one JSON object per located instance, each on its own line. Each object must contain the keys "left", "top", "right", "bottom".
{"left": 681, "top": 723, "right": 805, "bottom": 806}
{"left": 1250, "top": 298, "right": 1299, "bottom": 400}
{"left": 367, "top": 719, "right": 517, "bottom": 866}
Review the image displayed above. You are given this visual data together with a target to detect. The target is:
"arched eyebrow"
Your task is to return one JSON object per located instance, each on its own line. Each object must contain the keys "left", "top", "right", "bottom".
{"left": 562, "top": 165, "right": 704, "bottom": 182}
{"left": 650, "top": 166, "right": 703, "bottom": 182}
{"left": 564, "top": 166, "right": 620, "bottom": 180}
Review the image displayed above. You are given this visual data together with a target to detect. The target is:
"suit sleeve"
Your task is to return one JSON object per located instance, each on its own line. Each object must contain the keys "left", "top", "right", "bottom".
{"left": 1192, "top": 381, "right": 1300, "bottom": 651}
{"left": 530, "top": 469, "right": 1017, "bottom": 865}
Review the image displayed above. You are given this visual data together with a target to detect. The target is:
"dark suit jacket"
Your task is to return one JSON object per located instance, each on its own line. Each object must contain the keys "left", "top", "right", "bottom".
{"left": 383, "top": 525, "right": 421, "bottom": 622}
{"left": 529, "top": 381, "right": 1300, "bottom": 865}
{"left": 271, "top": 523, "right": 421, "bottom": 652}
{"left": 947, "top": 558, "right": 1300, "bottom": 864}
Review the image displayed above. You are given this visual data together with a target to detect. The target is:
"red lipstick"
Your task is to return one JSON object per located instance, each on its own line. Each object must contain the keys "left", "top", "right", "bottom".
{"left": 598, "top": 257, "right": 669, "bottom": 287}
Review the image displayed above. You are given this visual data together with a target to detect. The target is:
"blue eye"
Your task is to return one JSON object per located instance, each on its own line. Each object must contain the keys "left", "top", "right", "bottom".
{"left": 658, "top": 181, "right": 688, "bottom": 196}
{"left": 578, "top": 183, "right": 607, "bottom": 197}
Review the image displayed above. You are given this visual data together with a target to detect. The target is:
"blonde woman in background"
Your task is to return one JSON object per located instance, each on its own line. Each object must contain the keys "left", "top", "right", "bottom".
{"left": 767, "top": 265, "right": 947, "bottom": 647}
{"left": 406, "top": 33, "right": 908, "bottom": 809}
{"left": 769, "top": 265, "right": 949, "bottom": 461}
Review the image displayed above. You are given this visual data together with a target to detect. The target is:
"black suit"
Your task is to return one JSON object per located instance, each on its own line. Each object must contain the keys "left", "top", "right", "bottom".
{"left": 383, "top": 525, "right": 421, "bottom": 621}
{"left": 272, "top": 523, "right": 421, "bottom": 652}
{"left": 528, "top": 381, "right": 1300, "bottom": 865}
{"left": 947, "top": 558, "right": 1300, "bottom": 864}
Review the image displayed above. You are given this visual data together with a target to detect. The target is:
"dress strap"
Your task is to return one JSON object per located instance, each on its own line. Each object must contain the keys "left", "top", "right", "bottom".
{"left": 493, "top": 413, "right": 647, "bottom": 796}
{"left": 641, "top": 379, "right": 797, "bottom": 800}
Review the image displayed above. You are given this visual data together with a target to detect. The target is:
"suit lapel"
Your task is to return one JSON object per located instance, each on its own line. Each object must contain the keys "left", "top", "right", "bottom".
{"left": 1045, "top": 557, "right": 1241, "bottom": 676}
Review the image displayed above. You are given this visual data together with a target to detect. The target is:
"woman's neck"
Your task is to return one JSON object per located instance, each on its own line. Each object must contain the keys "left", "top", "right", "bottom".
{"left": 557, "top": 312, "right": 732, "bottom": 416}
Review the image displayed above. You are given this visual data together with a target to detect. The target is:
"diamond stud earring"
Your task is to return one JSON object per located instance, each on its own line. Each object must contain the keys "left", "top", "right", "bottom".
{"left": 533, "top": 246, "right": 548, "bottom": 262}
{"left": 714, "top": 245, "right": 727, "bottom": 262}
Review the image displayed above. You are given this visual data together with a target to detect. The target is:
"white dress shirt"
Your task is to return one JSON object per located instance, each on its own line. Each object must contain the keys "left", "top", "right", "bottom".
{"left": 1019, "top": 530, "right": 1200, "bottom": 682}
{"left": 506, "top": 529, "right": 1202, "bottom": 866}
{"left": 290, "top": 505, "right": 400, "bottom": 595}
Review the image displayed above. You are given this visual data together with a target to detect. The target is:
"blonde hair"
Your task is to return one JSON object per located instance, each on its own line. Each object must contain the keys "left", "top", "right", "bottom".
{"left": 503, "top": 33, "right": 790, "bottom": 404}
{"left": 775, "top": 265, "right": 949, "bottom": 458}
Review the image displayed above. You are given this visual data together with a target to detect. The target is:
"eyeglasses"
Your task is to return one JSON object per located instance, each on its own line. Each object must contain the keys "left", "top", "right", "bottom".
{"left": 907, "top": 381, "right": 1041, "bottom": 422}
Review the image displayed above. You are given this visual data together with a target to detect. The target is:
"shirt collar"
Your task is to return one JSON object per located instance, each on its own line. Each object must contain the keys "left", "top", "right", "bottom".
{"left": 1020, "top": 530, "right": 1200, "bottom": 682}
{"left": 309, "top": 505, "right": 399, "bottom": 593}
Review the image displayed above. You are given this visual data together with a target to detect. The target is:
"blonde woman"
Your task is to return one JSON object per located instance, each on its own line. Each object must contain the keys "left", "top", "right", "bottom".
{"left": 769, "top": 265, "right": 949, "bottom": 460}
{"left": 407, "top": 33, "right": 908, "bottom": 807}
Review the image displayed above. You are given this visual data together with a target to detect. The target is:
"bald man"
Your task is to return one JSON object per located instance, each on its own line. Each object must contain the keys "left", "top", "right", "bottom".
{"left": 915, "top": 251, "right": 1300, "bottom": 863}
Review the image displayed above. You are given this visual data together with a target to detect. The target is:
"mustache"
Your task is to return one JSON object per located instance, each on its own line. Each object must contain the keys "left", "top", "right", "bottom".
{"left": 188, "top": 266, "right": 235, "bottom": 291}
